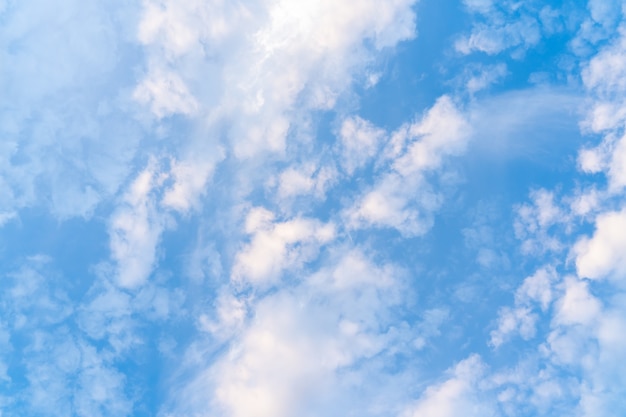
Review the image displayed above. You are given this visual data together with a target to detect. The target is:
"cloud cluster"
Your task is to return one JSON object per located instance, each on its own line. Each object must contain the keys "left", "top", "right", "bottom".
{"left": 345, "top": 95, "right": 470, "bottom": 236}
{"left": 5, "top": 0, "right": 626, "bottom": 416}
{"left": 0, "top": 0, "right": 143, "bottom": 220}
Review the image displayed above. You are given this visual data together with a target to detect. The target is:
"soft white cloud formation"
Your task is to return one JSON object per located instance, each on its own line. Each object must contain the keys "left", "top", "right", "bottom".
{"left": 392, "top": 96, "right": 469, "bottom": 175}
{"left": 584, "top": 31, "right": 626, "bottom": 98}
{"left": 569, "top": 187, "right": 602, "bottom": 217}
{"left": 587, "top": 0, "right": 622, "bottom": 29}
{"left": 5, "top": 259, "right": 73, "bottom": 330}
{"left": 541, "top": 289, "right": 626, "bottom": 417}
{"left": 553, "top": 277, "right": 602, "bottom": 327}
{"left": 161, "top": 154, "right": 223, "bottom": 213}
{"left": 465, "top": 63, "right": 508, "bottom": 94}
{"left": 412, "top": 308, "right": 450, "bottom": 350}
{"left": 338, "top": 116, "right": 386, "bottom": 175}
{"left": 574, "top": 209, "right": 626, "bottom": 281}
{"left": 346, "top": 173, "right": 440, "bottom": 236}
{"left": 491, "top": 267, "right": 557, "bottom": 347}
{"left": 109, "top": 153, "right": 221, "bottom": 289}
{"left": 538, "top": 277, "right": 626, "bottom": 416}
{"left": 491, "top": 307, "right": 535, "bottom": 348}
{"left": 109, "top": 162, "right": 170, "bottom": 288}
{"left": 274, "top": 163, "right": 337, "bottom": 200}
{"left": 24, "top": 332, "right": 132, "bottom": 417}
{"left": 401, "top": 355, "right": 493, "bottom": 417}
{"left": 0, "top": 258, "right": 136, "bottom": 416}
{"left": 516, "top": 267, "right": 557, "bottom": 310}
{"left": 133, "top": 69, "right": 200, "bottom": 119}
{"left": 173, "top": 249, "right": 407, "bottom": 417}
{"left": 231, "top": 207, "right": 335, "bottom": 288}
{"left": 136, "top": 0, "right": 418, "bottom": 159}
{"left": 77, "top": 277, "right": 138, "bottom": 354}
{"left": 346, "top": 95, "right": 470, "bottom": 236}
{"left": 455, "top": 3, "right": 542, "bottom": 56}
{"left": 580, "top": 27, "right": 626, "bottom": 191}
{"left": 514, "top": 189, "right": 567, "bottom": 255}
{"left": 198, "top": 289, "right": 249, "bottom": 340}
{"left": 0, "top": 0, "right": 143, "bottom": 220}
{"left": 463, "top": 0, "right": 494, "bottom": 14}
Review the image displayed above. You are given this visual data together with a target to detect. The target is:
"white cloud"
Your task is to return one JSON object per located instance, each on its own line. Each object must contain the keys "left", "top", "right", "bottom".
{"left": 275, "top": 163, "right": 337, "bottom": 200}
{"left": 554, "top": 277, "right": 602, "bottom": 327}
{"left": 583, "top": 28, "right": 626, "bottom": 98}
{"left": 6, "top": 260, "right": 73, "bottom": 330}
{"left": 77, "top": 277, "right": 139, "bottom": 354}
{"left": 587, "top": 0, "right": 622, "bottom": 28}
{"left": 161, "top": 154, "right": 223, "bottom": 213}
{"left": 578, "top": 146, "right": 607, "bottom": 173}
{"left": 538, "top": 280, "right": 626, "bottom": 416}
{"left": 346, "top": 174, "right": 439, "bottom": 236}
{"left": 109, "top": 161, "right": 171, "bottom": 288}
{"left": 338, "top": 116, "right": 385, "bottom": 175}
{"left": 463, "top": 0, "right": 494, "bottom": 14}
{"left": 514, "top": 189, "right": 567, "bottom": 255}
{"left": 136, "top": 0, "right": 418, "bottom": 158}
{"left": 133, "top": 69, "right": 200, "bottom": 119}
{"left": 393, "top": 96, "right": 469, "bottom": 175}
{"left": 401, "top": 355, "right": 493, "bottom": 417}
{"left": 0, "top": 0, "right": 143, "bottom": 220}
{"left": 24, "top": 332, "right": 132, "bottom": 417}
{"left": 491, "top": 306, "right": 536, "bottom": 348}
{"left": 172, "top": 249, "right": 406, "bottom": 417}
{"left": 516, "top": 267, "right": 557, "bottom": 311}
{"left": 608, "top": 135, "right": 626, "bottom": 191}
{"left": 574, "top": 209, "right": 626, "bottom": 281}
{"left": 198, "top": 289, "right": 249, "bottom": 340}
{"left": 569, "top": 187, "right": 602, "bottom": 217}
{"left": 456, "top": 15, "right": 541, "bottom": 56}
{"left": 580, "top": 28, "right": 626, "bottom": 191}
{"left": 465, "top": 63, "right": 508, "bottom": 94}
{"left": 491, "top": 267, "right": 558, "bottom": 348}
{"left": 0, "top": 258, "right": 135, "bottom": 416}
{"left": 231, "top": 207, "right": 335, "bottom": 288}
{"left": 346, "top": 95, "right": 470, "bottom": 236}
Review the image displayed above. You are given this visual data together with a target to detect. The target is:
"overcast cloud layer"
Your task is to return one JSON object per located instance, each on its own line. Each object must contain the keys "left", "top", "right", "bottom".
{"left": 2, "top": 0, "right": 626, "bottom": 416}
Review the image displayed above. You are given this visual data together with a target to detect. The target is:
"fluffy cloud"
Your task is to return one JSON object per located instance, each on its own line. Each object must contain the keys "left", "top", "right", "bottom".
{"left": 346, "top": 95, "right": 470, "bottom": 236}
{"left": 161, "top": 154, "right": 223, "bottom": 213}
{"left": 401, "top": 355, "right": 493, "bottom": 417}
{"left": 0, "top": 0, "right": 143, "bottom": 220}
{"left": 133, "top": 69, "right": 200, "bottom": 119}
{"left": 514, "top": 189, "right": 567, "bottom": 255}
{"left": 337, "top": 116, "right": 386, "bottom": 175}
{"left": 24, "top": 332, "right": 132, "bottom": 417}
{"left": 231, "top": 207, "right": 335, "bottom": 288}
{"left": 455, "top": 2, "right": 542, "bottom": 56}
{"left": 135, "top": 0, "right": 418, "bottom": 159}
{"left": 172, "top": 249, "right": 407, "bottom": 417}
{"left": 491, "top": 267, "right": 557, "bottom": 347}
{"left": 0, "top": 258, "right": 135, "bottom": 416}
{"left": 574, "top": 209, "right": 626, "bottom": 281}
{"left": 109, "top": 161, "right": 170, "bottom": 288}
{"left": 580, "top": 27, "right": 626, "bottom": 191}
{"left": 464, "top": 63, "right": 508, "bottom": 94}
{"left": 274, "top": 163, "right": 337, "bottom": 200}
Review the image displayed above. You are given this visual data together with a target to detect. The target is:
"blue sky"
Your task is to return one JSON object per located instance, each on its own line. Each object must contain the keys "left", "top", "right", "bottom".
{"left": 1, "top": 0, "right": 626, "bottom": 416}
